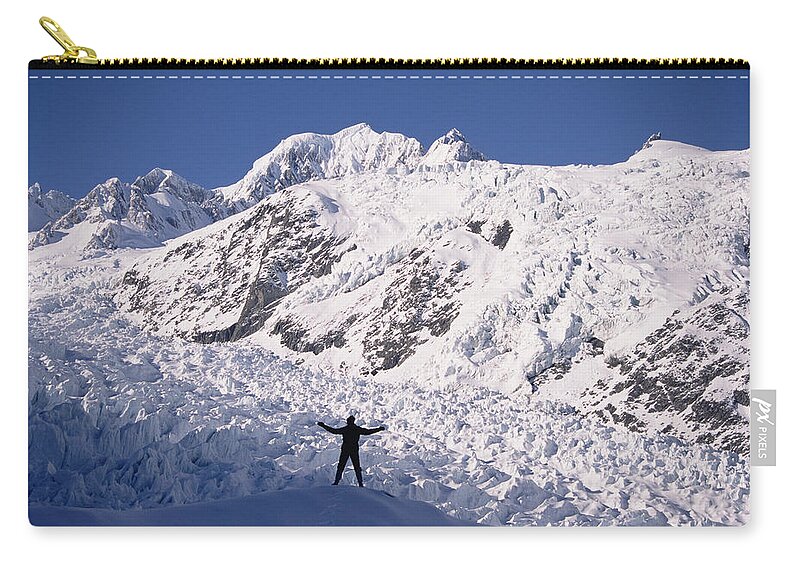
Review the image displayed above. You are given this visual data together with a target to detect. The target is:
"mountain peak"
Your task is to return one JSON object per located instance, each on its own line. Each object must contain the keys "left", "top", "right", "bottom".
{"left": 421, "top": 128, "right": 486, "bottom": 164}
{"left": 132, "top": 168, "right": 171, "bottom": 191}
{"left": 440, "top": 128, "right": 467, "bottom": 144}
{"left": 273, "top": 123, "right": 381, "bottom": 152}
{"left": 100, "top": 177, "right": 124, "bottom": 189}
{"left": 129, "top": 168, "right": 210, "bottom": 211}
{"left": 219, "top": 124, "right": 424, "bottom": 209}
{"left": 639, "top": 132, "right": 662, "bottom": 152}
{"left": 134, "top": 166, "right": 189, "bottom": 186}
{"left": 28, "top": 183, "right": 75, "bottom": 232}
{"left": 336, "top": 122, "right": 374, "bottom": 136}
{"left": 149, "top": 167, "right": 176, "bottom": 178}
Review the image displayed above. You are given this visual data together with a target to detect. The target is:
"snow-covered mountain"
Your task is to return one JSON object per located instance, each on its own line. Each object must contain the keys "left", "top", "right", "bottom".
{"left": 29, "top": 125, "right": 487, "bottom": 251}
{"left": 212, "top": 123, "right": 486, "bottom": 213}
{"left": 419, "top": 128, "right": 486, "bottom": 165}
{"left": 29, "top": 129, "right": 750, "bottom": 525}
{"left": 116, "top": 135, "right": 750, "bottom": 454}
{"left": 28, "top": 243, "right": 749, "bottom": 525}
{"left": 28, "top": 184, "right": 74, "bottom": 232}
{"left": 29, "top": 168, "right": 219, "bottom": 251}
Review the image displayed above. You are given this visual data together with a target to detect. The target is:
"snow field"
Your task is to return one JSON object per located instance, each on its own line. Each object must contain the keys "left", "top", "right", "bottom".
{"left": 28, "top": 248, "right": 748, "bottom": 525}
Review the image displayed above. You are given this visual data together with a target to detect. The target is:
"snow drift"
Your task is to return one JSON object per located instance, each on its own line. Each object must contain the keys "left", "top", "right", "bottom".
{"left": 30, "top": 486, "right": 469, "bottom": 526}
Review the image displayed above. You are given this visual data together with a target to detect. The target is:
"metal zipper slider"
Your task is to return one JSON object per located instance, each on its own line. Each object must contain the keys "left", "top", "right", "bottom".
{"left": 39, "top": 16, "right": 98, "bottom": 65}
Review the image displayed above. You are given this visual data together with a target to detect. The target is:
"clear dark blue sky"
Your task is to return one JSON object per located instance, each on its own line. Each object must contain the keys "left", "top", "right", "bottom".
{"left": 29, "top": 69, "right": 749, "bottom": 198}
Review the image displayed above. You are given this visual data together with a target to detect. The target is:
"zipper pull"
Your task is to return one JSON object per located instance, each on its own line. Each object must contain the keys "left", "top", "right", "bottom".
{"left": 39, "top": 16, "right": 98, "bottom": 64}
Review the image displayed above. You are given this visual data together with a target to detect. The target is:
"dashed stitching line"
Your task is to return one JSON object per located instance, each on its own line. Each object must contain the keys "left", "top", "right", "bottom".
{"left": 29, "top": 74, "right": 750, "bottom": 80}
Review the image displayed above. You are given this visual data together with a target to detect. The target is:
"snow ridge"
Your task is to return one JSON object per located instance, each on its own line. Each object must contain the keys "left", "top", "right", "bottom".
{"left": 29, "top": 168, "right": 219, "bottom": 251}
{"left": 213, "top": 123, "right": 488, "bottom": 212}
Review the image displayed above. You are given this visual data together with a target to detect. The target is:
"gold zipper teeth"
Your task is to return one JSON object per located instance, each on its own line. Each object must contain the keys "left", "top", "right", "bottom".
{"left": 36, "top": 19, "right": 748, "bottom": 69}
{"left": 90, "top": 57, "right": 748, "bottom": 69}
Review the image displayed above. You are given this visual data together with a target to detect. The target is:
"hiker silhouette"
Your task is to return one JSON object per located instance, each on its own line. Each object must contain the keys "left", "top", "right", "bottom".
{"left": 317, "top": 415, "right": 386, "bottom": 487}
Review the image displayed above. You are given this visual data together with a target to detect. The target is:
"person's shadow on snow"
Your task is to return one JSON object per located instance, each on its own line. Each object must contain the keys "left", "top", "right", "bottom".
{"left": 317, "top": 415, "right": 386, "bottom": 487}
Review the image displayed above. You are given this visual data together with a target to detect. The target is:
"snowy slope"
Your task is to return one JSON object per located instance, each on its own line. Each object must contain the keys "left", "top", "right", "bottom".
{"left": 30, "top": 486, "right": 470, "bottom": 526}
{"left": 28, "top": 184, "right": 74, "bottom": 232}
{"left": 536, "top": 279, "right": 749, "bottom": 454}
{"left": 29, "top": 246, "right": 748, "bottom": 526}
{"left": 117, "top": 136, "right": 749, "bottom": 453}
{"left": 29, "top": 168, "right": 219, "bottom": 251}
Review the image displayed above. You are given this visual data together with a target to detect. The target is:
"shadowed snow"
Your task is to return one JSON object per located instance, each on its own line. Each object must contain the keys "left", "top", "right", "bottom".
{"left": 30, "top": 486, "right": 470, "bottom": 526}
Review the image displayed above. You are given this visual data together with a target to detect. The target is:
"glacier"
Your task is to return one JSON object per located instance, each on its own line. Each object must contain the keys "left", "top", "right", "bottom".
{"left": 28, "top": 125, "right": 750, "bottom": 525}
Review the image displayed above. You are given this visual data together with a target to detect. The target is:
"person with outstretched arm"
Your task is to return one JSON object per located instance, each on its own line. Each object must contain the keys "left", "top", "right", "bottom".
{"left": 317, "top": 415, "right": 386, "bottom": 487}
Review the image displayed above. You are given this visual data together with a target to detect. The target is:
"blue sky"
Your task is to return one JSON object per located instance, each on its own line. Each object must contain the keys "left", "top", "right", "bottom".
{"left": 29, "top": 69, "right": 749, "bottom": 198}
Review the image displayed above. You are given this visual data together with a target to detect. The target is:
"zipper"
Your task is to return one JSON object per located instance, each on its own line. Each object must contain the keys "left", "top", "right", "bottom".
{"left": 38, "top": 17, "right": 99, "bottom": 65}
{"left": 31, "top": 16, "right": 749, "bottom": 70}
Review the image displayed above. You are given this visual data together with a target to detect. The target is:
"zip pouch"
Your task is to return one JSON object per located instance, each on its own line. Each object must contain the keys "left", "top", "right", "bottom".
{"left": 28, "top": 17, "right": 751, "bottom": 526}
